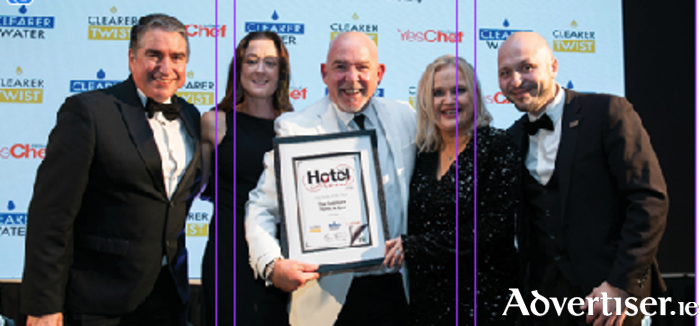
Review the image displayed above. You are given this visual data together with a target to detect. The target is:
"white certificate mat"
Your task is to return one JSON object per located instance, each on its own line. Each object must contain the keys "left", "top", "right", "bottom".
{"left": 274, "top": 130, "right": 388, "bottom": 273}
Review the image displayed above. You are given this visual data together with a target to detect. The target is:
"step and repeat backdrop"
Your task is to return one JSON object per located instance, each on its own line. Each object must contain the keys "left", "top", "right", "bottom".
{"left": 0, "top": 0, "right": 623, "bottom": 280}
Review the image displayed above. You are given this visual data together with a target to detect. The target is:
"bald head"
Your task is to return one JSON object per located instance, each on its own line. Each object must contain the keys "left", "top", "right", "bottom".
{"left": 327, "top": 32, "right": 378, "bottom": 63}
{"left": 322, "top": 32, "right": 385, "bottom": 113}
{"left": 497, "top": 31, "right": 559, "bottom": 114}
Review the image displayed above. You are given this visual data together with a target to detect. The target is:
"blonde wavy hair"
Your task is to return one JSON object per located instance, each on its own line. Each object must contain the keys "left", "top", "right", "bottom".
{"left": 415, "top": 55, "right": 492, "bottom": 153}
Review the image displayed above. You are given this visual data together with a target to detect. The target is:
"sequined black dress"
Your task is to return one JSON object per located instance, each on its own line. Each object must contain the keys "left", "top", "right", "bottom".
{"left": 402, "top": 126, "right": 520, "bottom": 326}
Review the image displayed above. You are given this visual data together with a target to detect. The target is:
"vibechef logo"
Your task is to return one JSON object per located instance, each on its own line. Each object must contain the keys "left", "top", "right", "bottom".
{"left": 87, "top": 7, "right": 138, "bottom": 41}
{"left": 0, "top": 4, "right": 55, "bottom": 39}
{"left": 303, "top": 164, "right": 355, "bottom": 192}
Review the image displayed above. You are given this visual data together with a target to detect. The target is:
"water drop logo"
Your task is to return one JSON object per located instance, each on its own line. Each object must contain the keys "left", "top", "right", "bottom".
{"left": 352, "top": 13, "right": 359, "bottom": 20}
{"left": 110, "top": 6, "right": 117, "bottom": 14}
{"left": 18, "top": 4, "right": 27, "bottom": 14}
{"left": 503, "top": 19, "right": 510, "bottom": 27}
{"left": 96, "top": 69, "right": 106, "bottom": 79}
{"left": 16, "top": 67, "right": 22, "bottom": 75}
{"left": 566, "top": 81, "right": 574, "bottom": 89}
{"left": 7, "top": 200, "right": 15, "bottom": 211}
{"left": 571, "top": 20, "right": 578, "bottom": 28}
{"left": 271, "top": 10, "right": 279, "bottom": 21}
{"left": 187, "top": 71, "right": 195, "bottom": 79}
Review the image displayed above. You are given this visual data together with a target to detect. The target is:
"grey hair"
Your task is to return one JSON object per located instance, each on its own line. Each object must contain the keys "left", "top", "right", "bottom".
{"left": 129, "top": 14, "right": 189, "bottom": 59}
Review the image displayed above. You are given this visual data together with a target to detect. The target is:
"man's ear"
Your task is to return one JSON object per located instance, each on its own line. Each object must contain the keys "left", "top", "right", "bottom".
{"left": 376, "top": 63, "right": 386, "bottom": 84}
{"left": 321, "top": 63, "right": 327, "bottom": 80}
{"left": 550, "top": 57, "right": 559, "bottom": 77}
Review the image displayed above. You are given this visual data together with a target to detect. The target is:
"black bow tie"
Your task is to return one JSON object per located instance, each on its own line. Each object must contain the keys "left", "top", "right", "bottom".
{"left": 524, "top": 114, "right": 554, "bottom": 135}
{"left": 146, "top": 98, "right": 181, "bottom": 121}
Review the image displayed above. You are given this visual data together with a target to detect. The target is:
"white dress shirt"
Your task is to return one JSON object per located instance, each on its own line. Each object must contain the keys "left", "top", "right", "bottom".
{"left": 136, "top": 89, "right": 194, "bottom": 266}
{"left": 526, "top": 84, "right": 565, "bottom": 185}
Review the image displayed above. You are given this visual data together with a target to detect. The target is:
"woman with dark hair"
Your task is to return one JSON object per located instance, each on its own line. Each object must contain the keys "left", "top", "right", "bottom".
{"left": 384, "top": 55, "right": 520, "bottom": 325}
{"left": 201, "top": 31, "right": 292, "bottom": 326}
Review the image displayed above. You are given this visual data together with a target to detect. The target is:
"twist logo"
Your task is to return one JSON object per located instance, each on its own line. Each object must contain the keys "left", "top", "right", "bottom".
{"left": 479, "top": 19, "right": 531, "bottom": 50}
{"left": 176, "top": 71, "right": 215, "bottom": 107}
{"left": 70, "top": 69, "right": 121, "bottom": 93}
{"left": 303, "top": 164, "right": 354, "bottom": 193}
{"left": 0, "top": 67, "right": 43, "bottom": 103}
{"left": 0, "top": 4, "right": 55, "bottom": 39}
{"left": 245, "top": 10, "right": 304, "bottom": 45}
{"left": 87, "top": 7, "right": 138, "bottom": 41}
{"left": 552, "top": 21, "right": 595, "bottom": 53}
{"left": 330, "top": 13, "right": 378, "bottom": 46}
{"left": 186, "top": 211, "right": 209, "bottom": 237}
{"left": 0, "top": 200, "right": 27, "bottom": 237}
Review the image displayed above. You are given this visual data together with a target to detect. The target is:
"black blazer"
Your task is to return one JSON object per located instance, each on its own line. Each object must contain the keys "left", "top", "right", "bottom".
{"left": 20, "top": 77, "right": 202, "bottom": 316}
{"left": 507, "top": 89, "right": 668, "bottom": 299}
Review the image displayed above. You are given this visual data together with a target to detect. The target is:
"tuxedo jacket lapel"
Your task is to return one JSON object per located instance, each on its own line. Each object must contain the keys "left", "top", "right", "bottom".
{"left": 555, "top": 89, "right": 583, "bottom": 223}
{"left": 116, "top": 78, "right": 167, "bottom": 198}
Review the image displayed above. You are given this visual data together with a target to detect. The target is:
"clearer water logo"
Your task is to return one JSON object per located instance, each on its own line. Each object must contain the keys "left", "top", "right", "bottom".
{"left": 330, "top": 13, "right": 378, "bottom": 46}
{"left": 245, "top": 10, "right": 304, "bottom": 45}
{"left": 176, "top": 71, "right": 215, "bottom": 107}
{"left": 0, "top": 4, "right": 55, "bottom": 39}
{"left": 186, "top": 211, "right": 209, "bottom": 237}
{"left": 70, "top": 69, "right": 121, "bottom": 93}
{"left": 87, "top": 7, "right": 138, "bottom": 41}
{"left": 479, "top": 19, "right": 530, "bottom": 49}
{"left": 0, "top": 200, "right": 27, "bottom": 237}
{"left": 552, "top": 21, "right": 595, "bottom": 53}
{"left": 0, "top": 67, "right": 43, "bottom": 103}
{"left": 7, "top": 0, "right": 33, "bottom": 5}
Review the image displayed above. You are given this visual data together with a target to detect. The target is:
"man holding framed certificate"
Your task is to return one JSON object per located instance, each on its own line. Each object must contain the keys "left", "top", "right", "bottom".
{"left": 245, "top": 32, "right": 417, "bottom": 326}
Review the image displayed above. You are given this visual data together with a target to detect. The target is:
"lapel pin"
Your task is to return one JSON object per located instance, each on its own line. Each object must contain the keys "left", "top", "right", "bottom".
{"left": 569, "top": 120, "right": 579, "bottom": 128}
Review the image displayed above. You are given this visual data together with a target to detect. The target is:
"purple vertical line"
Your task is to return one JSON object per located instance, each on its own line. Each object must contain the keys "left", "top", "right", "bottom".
{"left": 695, "top": 1, "right": 698, "bottom": 322}
{"left": 233, "top": 1, "right": 238, "bottom": 325}
{"left": 455, "top": 2, "right": 460, "bottom": 326}
{"left": 472, "top": 0, "right": 478, "bottom": 325}
{"left": 214, "top": 1, "right": 220, "bottom": 325}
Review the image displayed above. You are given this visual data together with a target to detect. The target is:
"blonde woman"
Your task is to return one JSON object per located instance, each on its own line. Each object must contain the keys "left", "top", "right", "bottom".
{"left": 385, "top": 55, "right": 520, "bottom": 325}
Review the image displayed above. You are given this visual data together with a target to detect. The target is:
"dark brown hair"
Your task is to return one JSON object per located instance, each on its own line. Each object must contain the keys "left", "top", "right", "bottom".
{"left": 218, "top": 31, "right": 292, "bottom": 113}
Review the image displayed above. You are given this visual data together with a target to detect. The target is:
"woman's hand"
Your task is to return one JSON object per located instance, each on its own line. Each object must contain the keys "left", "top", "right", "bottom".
{"left": 383, "top": 237, "right": 404, "bottom": 269}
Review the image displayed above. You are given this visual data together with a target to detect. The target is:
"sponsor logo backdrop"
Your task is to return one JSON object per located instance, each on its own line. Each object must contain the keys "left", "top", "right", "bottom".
{"left": 0, "top": 0, "right": 622, "bottom": 280}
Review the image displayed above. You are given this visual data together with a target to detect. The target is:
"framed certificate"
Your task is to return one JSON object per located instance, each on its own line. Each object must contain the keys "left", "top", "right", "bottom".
{"left": 274, "top": 130, "right": 389, "bottom": 273}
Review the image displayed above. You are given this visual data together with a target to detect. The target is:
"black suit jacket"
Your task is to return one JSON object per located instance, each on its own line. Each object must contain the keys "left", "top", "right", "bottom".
{"left": 20, "top": 77, "right": 202, "bottom": 316}
{"left": 507, "top": 89, "right": 668, "bottom": 299}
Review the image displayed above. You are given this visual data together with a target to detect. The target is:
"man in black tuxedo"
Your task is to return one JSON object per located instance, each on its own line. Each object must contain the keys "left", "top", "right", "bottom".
{"left": 500, "top": 32, "right": 668, "bottom": 325}
{"left": 20, "top": 14, "right": 201, "bottom": 326}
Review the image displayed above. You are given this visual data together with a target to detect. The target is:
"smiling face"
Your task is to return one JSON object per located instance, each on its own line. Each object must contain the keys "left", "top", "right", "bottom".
{"left": 240, "top": 39, "right": 280, "bottom": 100}
{"left": 321, "top": 32, "right": 385, "bottom": 113}
{"left": 497, "top": 32, "right": 558, "bottom": 114}
{"left": 432, "top": 68, "right": 472, "bottom": 137}
{"left": 128, "top": 28, "right": 188, "bottom": 103}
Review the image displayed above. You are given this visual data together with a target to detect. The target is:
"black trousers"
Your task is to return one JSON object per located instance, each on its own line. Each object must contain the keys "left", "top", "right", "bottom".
{"left": 65, "top": 267, "right": 186, "bottom": 326}
{"left": 334, "top": 273, "right": 409, "bottom": 326}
